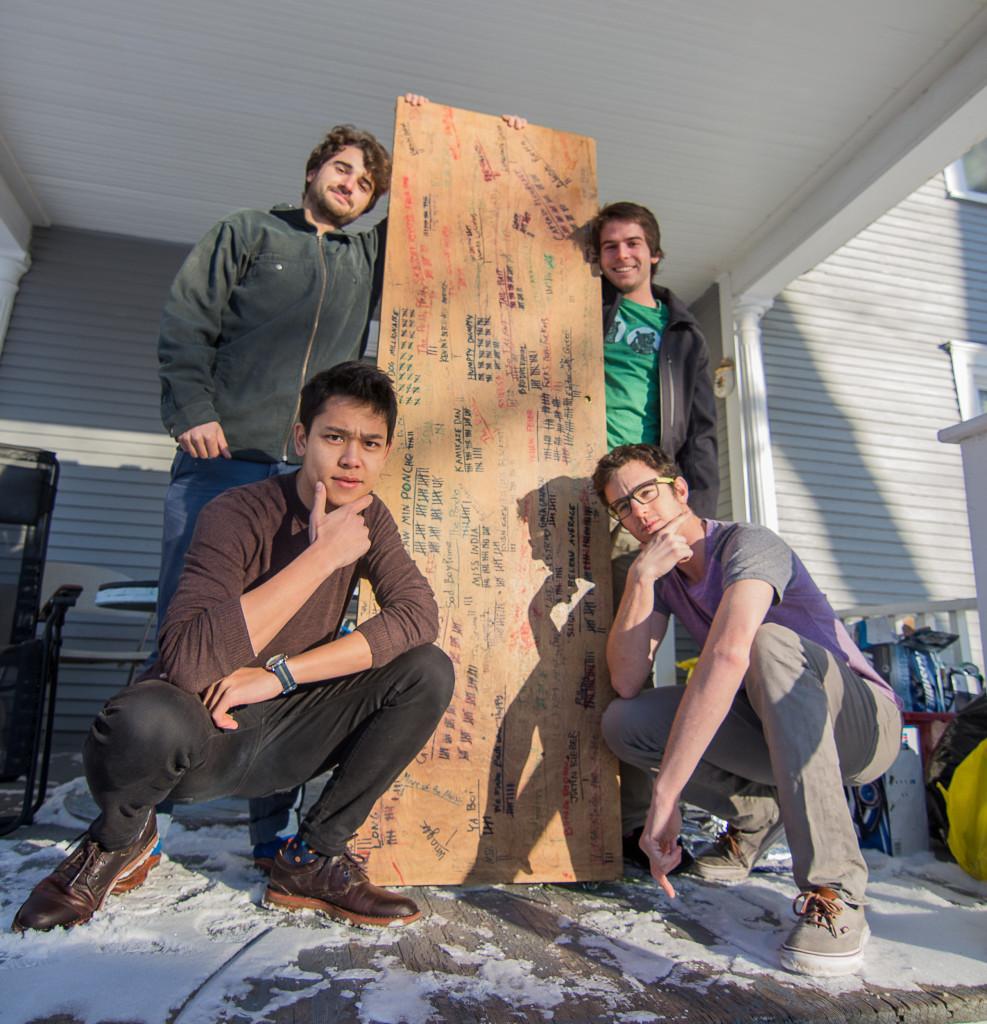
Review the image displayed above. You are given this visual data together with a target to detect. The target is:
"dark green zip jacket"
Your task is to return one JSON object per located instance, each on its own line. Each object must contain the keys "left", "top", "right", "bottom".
{"left": 602, "top": 280, "right": 719, "bottom": 518}
{"left": 159, "top": 206, "right": 385, "bottom": 463}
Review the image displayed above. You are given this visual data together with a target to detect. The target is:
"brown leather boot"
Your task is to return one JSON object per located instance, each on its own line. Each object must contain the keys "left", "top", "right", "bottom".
{"left": 264, "top": 837, "right": 420, "bottom": 926}
{"left": 13, "top": 813, "right": 158, "bottom": 933}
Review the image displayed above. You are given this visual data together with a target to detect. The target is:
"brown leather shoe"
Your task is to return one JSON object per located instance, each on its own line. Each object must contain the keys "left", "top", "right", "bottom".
{"left": 12, "top": 813, "right": 158, "bottom": 933}
{"left": 111, "top": 847, "right": 161, "bottom": 894}
{"left": 264, "top": 838, "right": 420, "bottom": 926}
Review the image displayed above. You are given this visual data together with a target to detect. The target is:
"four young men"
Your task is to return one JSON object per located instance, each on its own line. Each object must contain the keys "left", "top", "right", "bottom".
{"left": 14, "top": 108, "right": 902, "bottom": 981}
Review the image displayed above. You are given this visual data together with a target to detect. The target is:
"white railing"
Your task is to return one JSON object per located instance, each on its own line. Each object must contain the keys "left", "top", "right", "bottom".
{"left": 837, "top": 597, "right": 978, "bottom": 666}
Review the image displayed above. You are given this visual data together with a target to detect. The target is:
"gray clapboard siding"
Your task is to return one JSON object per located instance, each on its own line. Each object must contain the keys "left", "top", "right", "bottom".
{"left": 761, "top": 172, "right": 985, "bottom": 657}
{"left": 0, "top": 227, "right": 186, "bottom": 735}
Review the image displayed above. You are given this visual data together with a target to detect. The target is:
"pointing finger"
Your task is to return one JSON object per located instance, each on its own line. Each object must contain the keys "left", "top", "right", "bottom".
{"left": 653, "top": 867, "right": 677, "bottom": 899}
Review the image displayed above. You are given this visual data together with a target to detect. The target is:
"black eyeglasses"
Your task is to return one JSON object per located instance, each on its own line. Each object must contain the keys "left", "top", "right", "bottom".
{"left": 607, "top": 477, "right": 675, "bottom": 521}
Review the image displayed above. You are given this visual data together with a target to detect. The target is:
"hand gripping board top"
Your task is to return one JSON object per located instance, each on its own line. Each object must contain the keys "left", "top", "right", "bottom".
{"left": 356, "top": 100, "right": 620, "bottom": 884}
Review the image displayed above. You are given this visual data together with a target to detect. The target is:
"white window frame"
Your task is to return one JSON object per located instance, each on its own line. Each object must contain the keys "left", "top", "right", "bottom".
{"left": 945, "top": 339, "right": 987, "bottom": 421}
{"left": 945, "top": 143, "right": 987, "bottom": 205}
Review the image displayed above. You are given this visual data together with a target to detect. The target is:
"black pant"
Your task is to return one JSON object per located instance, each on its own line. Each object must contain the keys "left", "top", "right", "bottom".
{"left": 84, "top": 645, "right": 454, "bottom": 854}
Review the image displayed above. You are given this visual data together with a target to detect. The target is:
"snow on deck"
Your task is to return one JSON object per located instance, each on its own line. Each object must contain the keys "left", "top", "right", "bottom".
{"left": 1, "top": 776, "right": 985, "bottom": 1024}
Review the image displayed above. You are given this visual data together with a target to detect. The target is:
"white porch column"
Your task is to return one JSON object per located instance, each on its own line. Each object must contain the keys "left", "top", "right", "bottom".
{"left": 0, "top": 167, "right": 34, "bottom": 360}
{"left": 938, "top": 413, "right": 987, "bottom": 649}
{"left": 0, "top": 250, "right": 30, "bottom": 358}
{"left": 731, "top": 295, "right": 778, "bottom": 530}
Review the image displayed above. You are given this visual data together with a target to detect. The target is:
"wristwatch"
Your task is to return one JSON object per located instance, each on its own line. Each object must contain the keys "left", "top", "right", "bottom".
{"left": 265, "top": 653, "right": 298, "bottom": 695}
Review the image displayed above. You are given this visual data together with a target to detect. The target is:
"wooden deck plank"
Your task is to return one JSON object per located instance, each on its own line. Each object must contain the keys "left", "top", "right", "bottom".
{"left": 7, "top": 777, "right": 985, "bottom": 1024}
{"left": 247, "top": 878, "right": 987, "bottom": 1024}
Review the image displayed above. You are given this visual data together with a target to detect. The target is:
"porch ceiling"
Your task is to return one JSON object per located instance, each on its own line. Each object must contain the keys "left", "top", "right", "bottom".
{"left": 2, "top": 0, "right": 987, "bottom": 302}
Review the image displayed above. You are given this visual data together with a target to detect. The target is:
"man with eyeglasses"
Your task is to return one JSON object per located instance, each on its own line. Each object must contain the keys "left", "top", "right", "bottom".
{"left": 590, "top": 201, "right": 718, "bottom": 867}
{"left": 593, "top": 443, "right": 902, "bottom": 976}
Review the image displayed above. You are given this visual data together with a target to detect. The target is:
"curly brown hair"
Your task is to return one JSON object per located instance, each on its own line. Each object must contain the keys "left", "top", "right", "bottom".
{"left": 303, "top": 125, "right": 392, "bottom": 212}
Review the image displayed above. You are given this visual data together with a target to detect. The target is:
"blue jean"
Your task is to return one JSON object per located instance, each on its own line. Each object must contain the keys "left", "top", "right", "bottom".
{"left": 157, "top": 451, "right": 299, "bottom": 629}
{"left": 156, "top": 451, "right": 301, "bottom": 845}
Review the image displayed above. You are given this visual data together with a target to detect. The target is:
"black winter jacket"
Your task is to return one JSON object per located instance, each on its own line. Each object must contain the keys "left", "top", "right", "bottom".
{"left": 159, "top": 207, "right": 385, "bottom": 463}
{"left": 602, "top": 280, "right": 719, "bottom": 518}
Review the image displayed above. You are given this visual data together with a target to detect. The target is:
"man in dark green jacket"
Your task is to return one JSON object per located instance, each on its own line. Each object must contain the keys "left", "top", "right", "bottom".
{"left": 157, "top": 123, "right": 394, "bottom": 629}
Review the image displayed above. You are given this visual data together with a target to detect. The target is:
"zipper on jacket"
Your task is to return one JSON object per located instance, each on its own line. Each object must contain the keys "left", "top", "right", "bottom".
{"left": 663, "top": 349, "right": 674, "bottom": 445}
{"left": 281, "top": 236, "right": 329, "bottom": 460}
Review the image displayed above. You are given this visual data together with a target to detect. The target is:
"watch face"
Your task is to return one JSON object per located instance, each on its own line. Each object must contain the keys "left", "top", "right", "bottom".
{"left": 266, "top": 654, "right": 285, "bottom": 671}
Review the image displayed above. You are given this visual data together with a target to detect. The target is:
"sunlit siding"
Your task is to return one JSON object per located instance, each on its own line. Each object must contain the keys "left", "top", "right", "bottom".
{"left": 761, "top": 172, "right": 987, "bottom": 657}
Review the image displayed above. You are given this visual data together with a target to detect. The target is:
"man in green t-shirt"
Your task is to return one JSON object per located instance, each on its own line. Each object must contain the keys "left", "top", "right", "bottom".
{"left": 591, "top": 201, "right": 718, "bottom": 868}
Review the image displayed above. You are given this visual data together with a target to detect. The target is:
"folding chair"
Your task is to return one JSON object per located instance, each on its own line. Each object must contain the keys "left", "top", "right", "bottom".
{"left": 42, "top": 562, "right": 155, "bottom": 683}
{"left": 0, "top": 444, "right": 79, "bottom": 836}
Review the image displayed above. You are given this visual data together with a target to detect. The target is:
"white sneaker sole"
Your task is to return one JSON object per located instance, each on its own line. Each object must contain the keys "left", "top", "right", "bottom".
{"left": 779, "top": 923, "right": 870, "bottom": 977}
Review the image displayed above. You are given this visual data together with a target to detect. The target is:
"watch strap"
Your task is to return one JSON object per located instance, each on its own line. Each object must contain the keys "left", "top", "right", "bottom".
{"left": 266, "top": 654, "right": 298, "bottom": 695}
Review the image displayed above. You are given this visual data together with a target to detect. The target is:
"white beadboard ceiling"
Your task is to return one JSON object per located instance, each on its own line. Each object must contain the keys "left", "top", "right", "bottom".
{"left": 2, "top": 0, "right": 987, "bottom": 302}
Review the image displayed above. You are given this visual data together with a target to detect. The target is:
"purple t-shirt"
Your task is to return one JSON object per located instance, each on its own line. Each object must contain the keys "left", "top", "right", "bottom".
{"left": 654, "top": 520, "right": 900, "bottom": 706}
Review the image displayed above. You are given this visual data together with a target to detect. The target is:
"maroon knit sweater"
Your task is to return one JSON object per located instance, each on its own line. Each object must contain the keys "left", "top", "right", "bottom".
{"left": 145, "top": 473, "right": 438, "bottom": 694}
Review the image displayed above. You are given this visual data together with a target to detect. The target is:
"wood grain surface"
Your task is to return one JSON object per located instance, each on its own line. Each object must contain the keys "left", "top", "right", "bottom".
{"left": 356, "top": 99, "right": 620, "bottom": 885}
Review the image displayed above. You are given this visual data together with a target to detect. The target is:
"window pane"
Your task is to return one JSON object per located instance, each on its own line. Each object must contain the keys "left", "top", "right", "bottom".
{"left": 961, "top": 140, "right": 987, "bottom": 195}
{"left": 979, "top": 388, "right": 987, "bottom": 415}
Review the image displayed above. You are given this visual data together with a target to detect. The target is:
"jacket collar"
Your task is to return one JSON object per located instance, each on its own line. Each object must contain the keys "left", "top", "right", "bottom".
{"left": 269, "top": 205, "right": 354, "bottom": 239}
{"left": 601, "top": 278, "right": 697, "bottom": 329}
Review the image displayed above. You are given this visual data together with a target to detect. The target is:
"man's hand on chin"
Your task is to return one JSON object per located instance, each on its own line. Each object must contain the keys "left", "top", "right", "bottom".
{"left": 307, "top": 482, "right": 372, "bottom": 574}
{"left": 202, "top": 666, "right": 282, "bottom": 729}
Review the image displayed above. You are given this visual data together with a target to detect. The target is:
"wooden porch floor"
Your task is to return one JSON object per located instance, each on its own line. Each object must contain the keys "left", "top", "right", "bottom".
{"left": 1, "top": 753, "right": 985, "bottom": 1024}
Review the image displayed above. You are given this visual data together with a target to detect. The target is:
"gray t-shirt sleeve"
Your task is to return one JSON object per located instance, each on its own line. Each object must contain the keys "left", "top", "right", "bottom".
{"left": 719, "top": 523, "right": 795, "bottom": 604}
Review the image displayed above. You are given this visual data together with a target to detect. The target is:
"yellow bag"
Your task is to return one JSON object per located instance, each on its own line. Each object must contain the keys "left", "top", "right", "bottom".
{"left": 938, "top": 737, "right": 987, "bottom": 881}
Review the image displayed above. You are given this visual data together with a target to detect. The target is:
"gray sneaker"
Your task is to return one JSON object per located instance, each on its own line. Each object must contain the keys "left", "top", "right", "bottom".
{"left": 690, "top": 818, "right": 786, "bottom": 882}
{"left": 779, "top": 887, "right": 869, "bottom": 976}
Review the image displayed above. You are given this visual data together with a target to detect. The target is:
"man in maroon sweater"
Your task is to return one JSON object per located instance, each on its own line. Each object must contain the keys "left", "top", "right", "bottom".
{"left": 14, "top": 362, "right": 454, "bottom": 932}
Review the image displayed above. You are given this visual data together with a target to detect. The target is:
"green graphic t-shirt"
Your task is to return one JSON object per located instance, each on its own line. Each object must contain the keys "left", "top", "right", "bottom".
{"left": 604, "top": 297, "right": 669, "bottom": 447}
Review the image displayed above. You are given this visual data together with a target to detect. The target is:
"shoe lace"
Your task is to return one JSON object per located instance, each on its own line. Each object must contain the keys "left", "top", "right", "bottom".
{"left": 716, "top": 828, "right": 744, "bottom": 860}
{"left": 64, "top": 834, "right": 102, "bottom": 889}
{"left": 343, "top": 848, "right": 368, "bottom": 869}
{"left": 792, "top": 889, "right": 843, "bottom": 938}
{"left": 307, "top": 843, "right": 367, "bottom": 888}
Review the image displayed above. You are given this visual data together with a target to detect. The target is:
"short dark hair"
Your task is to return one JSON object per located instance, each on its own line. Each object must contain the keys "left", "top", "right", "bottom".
{"left": 299, "top": 361, "right": 398, "bottom": 442}
{"left": 589, "top": 201, "right": 664, "bottom": 266}
{"left": 591, "top": 444, "right": 681, "bottom": 505}
{"left": 303, "top": 125, "right": 392, "bottom": 212}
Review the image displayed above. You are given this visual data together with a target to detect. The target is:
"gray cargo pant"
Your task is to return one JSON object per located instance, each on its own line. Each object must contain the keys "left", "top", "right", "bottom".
{"left": 602, "top": 622, "right": 901, "bottom": 902}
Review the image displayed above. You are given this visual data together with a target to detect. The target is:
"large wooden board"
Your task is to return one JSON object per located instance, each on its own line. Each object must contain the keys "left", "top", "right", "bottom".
{"left": 356, "top": 100, "right": 619, "bottom": 884}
